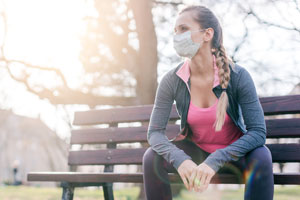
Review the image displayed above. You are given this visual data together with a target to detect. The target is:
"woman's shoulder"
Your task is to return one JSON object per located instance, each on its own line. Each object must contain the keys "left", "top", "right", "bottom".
{"left": 160, "top": 61, "right": 185, "bottom": 81}
{"left": 230, "top": 62, "right": 244, "bottom": 74}
{"left": 168, "top": 61, "right": 185, "bottom": 75}
{"left": 229, "top": 62, "right": 252, "bottom": 81}
{"left": 229, "top": 62, "right": 258, "bottom": 97}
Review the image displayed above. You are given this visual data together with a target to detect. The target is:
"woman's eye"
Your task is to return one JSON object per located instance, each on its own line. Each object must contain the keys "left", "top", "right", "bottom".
{"left": 174, "top": 26, "right": 188, "bottom": 34}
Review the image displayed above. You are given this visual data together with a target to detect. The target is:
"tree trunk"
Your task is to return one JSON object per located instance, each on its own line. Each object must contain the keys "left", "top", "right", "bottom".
{"left": 130, "top": 0, "right": 158, "bottom": 105}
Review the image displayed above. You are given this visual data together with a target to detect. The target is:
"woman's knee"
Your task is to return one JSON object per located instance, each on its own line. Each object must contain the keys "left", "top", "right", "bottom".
{"left": 143, "top": 147, "right": 156, "bottom": 166}
{"left": 246, "top": 145, "right": 273, "bottom": 171}
{"left": 143, "top": 147, "right": 164, "bottom": 171}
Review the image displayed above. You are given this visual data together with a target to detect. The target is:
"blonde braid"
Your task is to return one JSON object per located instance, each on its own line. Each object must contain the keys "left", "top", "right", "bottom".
{"left": 213, "top": 45, "right": 231, "bottom": 132}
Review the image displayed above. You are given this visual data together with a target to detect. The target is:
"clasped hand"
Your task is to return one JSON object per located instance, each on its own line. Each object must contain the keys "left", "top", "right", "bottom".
{"left": 177, "top": 160, "right": 216, "bottom": 192}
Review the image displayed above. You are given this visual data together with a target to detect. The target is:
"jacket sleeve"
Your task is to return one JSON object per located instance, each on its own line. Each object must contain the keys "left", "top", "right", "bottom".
{"left": 203, "top": 67, "right": 267, "bottom": 173}
{"left": 147, "top": 71, "right": 192, "bottom": 170}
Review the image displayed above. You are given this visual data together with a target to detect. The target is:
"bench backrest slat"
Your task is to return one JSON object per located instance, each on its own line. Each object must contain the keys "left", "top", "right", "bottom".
{"left": 70, "top": 118, "right": 300, "bottom": 145}
{"left": 266, "top": 118, "right": 300, "bottom": 138}
{"left": 71, "top": 125, "right": 179, "bottom": 144}
{"left": 68, "top": 148, "right": 147, "bottom": 165}
{"left": 73, "top": 105, "right": 179, "bottom": 126}
{"left": 267, "top": 143, "right": 300, "bottom": 162}
{"left": 260, "top": 95, "right": 300, "bottom": 115}
{"left": 72, "top": 95, "right": 300, "bottom": 126}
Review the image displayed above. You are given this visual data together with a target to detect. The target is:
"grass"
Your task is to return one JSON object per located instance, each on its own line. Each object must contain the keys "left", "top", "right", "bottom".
{"left": 0, "top": 185, "right": 139, "bottom": 200}
{"left": 175, "top": 185, "right": 300, "bottom": 200}
{"left": 0, "top": 185, "right": 300, "bottom": 200}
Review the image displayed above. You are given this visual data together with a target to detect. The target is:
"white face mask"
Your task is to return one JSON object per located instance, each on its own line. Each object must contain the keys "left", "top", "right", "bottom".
{"left": 173, "top": 30, "right": 205, "bottom": 59}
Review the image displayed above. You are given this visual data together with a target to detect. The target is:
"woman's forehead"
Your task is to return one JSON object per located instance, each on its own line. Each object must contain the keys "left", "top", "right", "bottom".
{"left": 174, "top": 11, "right": 199, "bottom": 28}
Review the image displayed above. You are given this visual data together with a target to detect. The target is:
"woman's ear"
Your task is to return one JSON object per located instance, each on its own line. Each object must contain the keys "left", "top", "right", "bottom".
{"left": 204, "top": 27, "right": 214, "bottom": 42}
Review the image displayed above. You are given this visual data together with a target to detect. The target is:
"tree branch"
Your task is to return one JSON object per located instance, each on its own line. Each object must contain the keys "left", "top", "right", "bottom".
{"left": 231, "top": 15, "right": 249, "bottom": 63}
{"left": 154, "top": 0, "right": 182, "bottom": 6}
{"left": 293, "top": 0, "right": 300, "bottom": 13}
{"left": 246, "top": 7, "right": 300, "bottom": 34}
{"left": 1, "top": 58, "right": 68, "bottom": 86}
{"left": 4, "top": 62, "right": 138, "bottom": 106}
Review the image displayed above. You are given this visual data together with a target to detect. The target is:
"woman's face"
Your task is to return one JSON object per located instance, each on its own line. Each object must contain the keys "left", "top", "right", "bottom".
{"left": 174, "top": 11, "right": 214, "bottom": 47}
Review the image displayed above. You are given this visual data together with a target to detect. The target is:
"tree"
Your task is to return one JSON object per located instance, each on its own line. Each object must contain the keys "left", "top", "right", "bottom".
{"left": 0, "top": 0, "right": 158, "bottom": 107}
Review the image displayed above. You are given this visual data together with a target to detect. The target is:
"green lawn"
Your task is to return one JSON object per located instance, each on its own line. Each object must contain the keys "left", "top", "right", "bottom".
{"left": 0, "top": 185, "right": 300, "bottom": 200}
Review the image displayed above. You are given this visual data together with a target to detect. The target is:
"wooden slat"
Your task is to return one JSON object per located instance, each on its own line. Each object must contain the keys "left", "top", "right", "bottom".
{"left": 27, "top": 172, "right": 241, "bottom": 184}
{"left": 72, "top": 94, "right": 300, "bottom": 126}
{"left": 260, "top": 94, "right": 300, "bottom": 115}
{"left": 68, "top": 144, "right": 300, "bottom": 165}
{"left": 68, "top": 148, "right": 148, "bottom": 165}
{"left": 273, "top": 173, "right": 300, "bottom": 185}
{"left": 70, "top": 118, "right": 300, "bottom": 145}
{"left": 266, "top": 118, "right": 300, "bottom": 138}
{"left": 73, "top": 104, "right": 179, "bottom": 126}
{"left": 27, "top": 172, "right": 239, "bottom": 183}
{"left": 27, "top": 172, "right": 300, "bottom": 185}
{"left": 71, "top": 124, "right": 179, "bottom": 144}
{"left": 266, "top": 143, "right": 300, "bottom": 162}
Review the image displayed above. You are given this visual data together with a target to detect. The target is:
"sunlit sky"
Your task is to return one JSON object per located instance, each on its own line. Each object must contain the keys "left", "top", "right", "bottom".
{"left": 0, "top": 0, "right": 93, "bottom": 139}
{"left": 0, "top": 0, "right": 300, "bottom": 139}
{"left": 3, "top": 0, "right": 88, "bottom": 88}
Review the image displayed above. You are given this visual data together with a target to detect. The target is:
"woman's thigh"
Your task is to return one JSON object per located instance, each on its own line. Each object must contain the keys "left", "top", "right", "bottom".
{"left": 218, "top": 145, "right": 273, "bottom": 178}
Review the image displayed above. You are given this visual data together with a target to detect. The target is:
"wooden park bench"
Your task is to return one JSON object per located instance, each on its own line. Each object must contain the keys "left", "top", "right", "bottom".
{"left": 27, "top": 94, "right": 300, "bottom": 200}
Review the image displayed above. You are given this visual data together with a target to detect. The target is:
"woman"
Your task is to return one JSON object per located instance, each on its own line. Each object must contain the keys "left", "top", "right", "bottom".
{"left": 142, "top": 5, "right": 274, "bottom": 200}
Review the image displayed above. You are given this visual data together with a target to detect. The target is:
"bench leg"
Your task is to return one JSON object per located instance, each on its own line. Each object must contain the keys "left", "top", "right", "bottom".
{"left": 62, "top": 186, "right": 74, "bottom": 200}
{"left": 103, "top": 183, "right": 114, "bottom": 200}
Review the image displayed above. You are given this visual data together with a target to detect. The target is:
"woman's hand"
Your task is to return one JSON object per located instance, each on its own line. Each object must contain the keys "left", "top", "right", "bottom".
{"left": 190, "top": 163, "right": 216, "bottom": 192}
{"left": 177, "top": 159, "right": 198, "bottom": 191}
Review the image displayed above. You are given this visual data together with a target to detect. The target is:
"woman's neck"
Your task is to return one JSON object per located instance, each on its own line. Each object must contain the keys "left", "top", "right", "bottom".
{"left": 188, "top": 52, "right": 214, "bottom": 78}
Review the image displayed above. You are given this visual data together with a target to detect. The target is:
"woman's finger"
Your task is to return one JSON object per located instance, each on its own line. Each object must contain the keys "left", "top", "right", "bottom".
{"left": 189, "top": 168, "right": 197, "bottom": 190}
{"left": 198, "top": 172, "right": 208, "bottom": 192}
{"left": 204, "top": 173, "right": 213, "bottom": 189}
{"left": 200, "top": 172, "right": 207, "bottom": 186}
{"left": 194, "top": 169, "right": 202, "bottom": 192}
{"left": 201, "top": 175, "right": 211, "bottom": 192}
{"left": 179, "top": 172, "right": 190, "bottom": 190}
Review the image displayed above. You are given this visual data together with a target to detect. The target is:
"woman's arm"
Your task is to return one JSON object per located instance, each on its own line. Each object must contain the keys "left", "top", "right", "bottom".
{"left": 203, "top": 67, "right": 267, "bottom": 173}
{"left": 147, "top": 71, "right": 192, "bottom": 170}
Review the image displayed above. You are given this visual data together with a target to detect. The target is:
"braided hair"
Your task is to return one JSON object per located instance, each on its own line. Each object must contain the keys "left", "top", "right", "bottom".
{"left": 179, "top": 5, "right": 235, "bottom": 132}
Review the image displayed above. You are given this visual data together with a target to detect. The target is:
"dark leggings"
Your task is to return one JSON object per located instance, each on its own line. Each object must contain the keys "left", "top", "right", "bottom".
{"left": 142, "top": 138, "right": 274, "bottom": 200}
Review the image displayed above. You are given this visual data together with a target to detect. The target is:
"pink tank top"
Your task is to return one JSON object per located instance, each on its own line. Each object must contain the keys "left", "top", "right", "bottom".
{"left": 187, "top": 57, "right": 243, "bottom": 153}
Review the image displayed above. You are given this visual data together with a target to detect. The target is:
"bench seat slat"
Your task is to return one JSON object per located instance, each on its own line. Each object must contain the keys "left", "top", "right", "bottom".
{"left": 27, "top": 172, "right": 300, "bottom": 185}
{"left": 68, "top": 144, "right": 300, "bottom": 165}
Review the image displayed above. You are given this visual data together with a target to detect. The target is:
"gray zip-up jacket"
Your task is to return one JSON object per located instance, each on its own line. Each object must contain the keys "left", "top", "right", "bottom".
{"left": 147, "top": 60, "right": 267, "bottom": 173}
